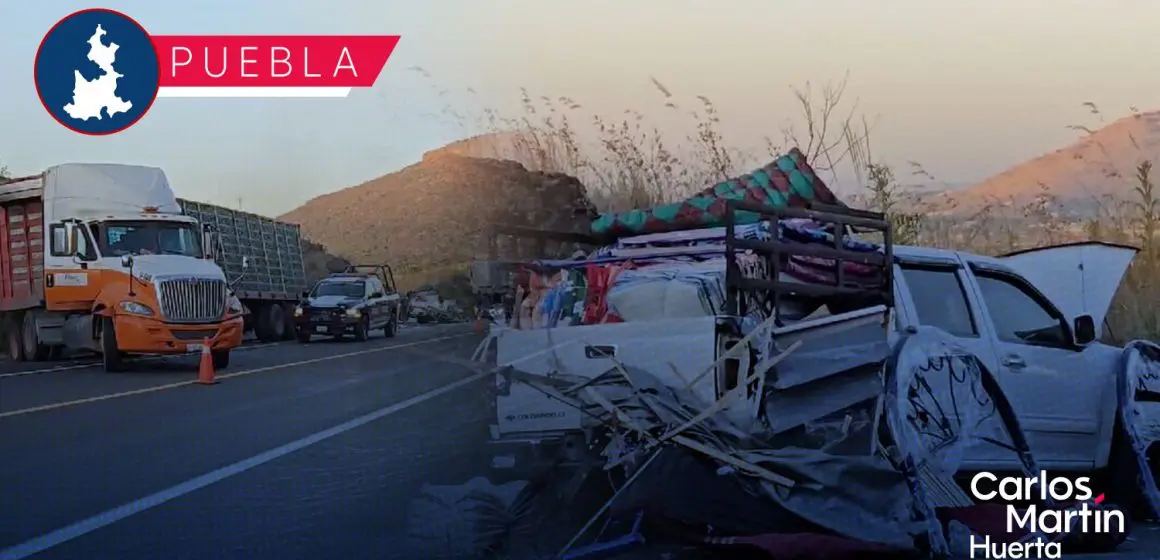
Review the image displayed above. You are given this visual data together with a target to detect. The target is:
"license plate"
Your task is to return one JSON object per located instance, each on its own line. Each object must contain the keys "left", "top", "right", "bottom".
{"left": 316, "top": 326, "right": 329, "bottom": 333}
{"left": 187, "top": 343, "right": 205, "bottom": 353}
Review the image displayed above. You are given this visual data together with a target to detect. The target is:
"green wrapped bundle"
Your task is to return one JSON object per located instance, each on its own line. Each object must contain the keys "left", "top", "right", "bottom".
{"left": 590, "top": 148, "right": 841, "bottom": 237}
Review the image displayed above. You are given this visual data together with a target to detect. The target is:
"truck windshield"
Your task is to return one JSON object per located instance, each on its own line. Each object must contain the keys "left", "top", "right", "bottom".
{"left": 313, "top": 281, "right": 364, "bottom": 298}
{"left": 101, "top": 221, "right": 203, "bottom": 258}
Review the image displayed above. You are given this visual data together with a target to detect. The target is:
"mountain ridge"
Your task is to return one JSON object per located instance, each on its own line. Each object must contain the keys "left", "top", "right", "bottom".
{"left": 936, "top": 110, "right": 1160, "bottom": 215}
{"left": 278, "top": 141, "right": 596, "bottom": 291}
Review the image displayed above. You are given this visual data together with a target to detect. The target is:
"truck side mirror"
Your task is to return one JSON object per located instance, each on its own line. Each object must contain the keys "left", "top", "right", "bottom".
{"left": 300, "top": 290, "right": 310, "bottom": 301}
{"left": 63, "top": 222, "right": 78, "bottom": 256}
{"left": 203, "top": 230, "right": 217, "bottom": 259}
{"left": 120, "top": 254, "right": 134, "bottom": 269}
{"left": 1073, "top": 314, "right": 1096, "bottom": 346}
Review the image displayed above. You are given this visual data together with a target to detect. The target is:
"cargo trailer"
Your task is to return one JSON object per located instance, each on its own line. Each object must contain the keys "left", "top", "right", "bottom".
{"left": 178, "top": 199, "right": 307, "bottom": 342}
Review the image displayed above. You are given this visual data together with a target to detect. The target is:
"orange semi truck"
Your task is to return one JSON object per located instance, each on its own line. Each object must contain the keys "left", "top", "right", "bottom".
{"left": 0, "top": 163, "right": 304, "bottom": 372}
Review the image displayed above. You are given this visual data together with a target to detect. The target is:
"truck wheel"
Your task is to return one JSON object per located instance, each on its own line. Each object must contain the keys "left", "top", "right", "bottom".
{"left": 212, "top": 350, "right": 230, "bottom": 370}
{"left": 4, "top": 316, "right": 25, "bottom": 362}
{"left": 353, "top": 317, "right": 369, "bottom": 342}
{"left": 281, "top": 304, "right": 297, "bottom": 340}
{"left": 254, "top": 305, "right": 275, "bottom": 342}
{"left": 22, "top": 312, "right": 50, "bottom": 362}
{"left": 265, "top": 304, "right": 286, "bottom": 341}
{"left": 252, "top": 305, "right": 268, "bottom": 341}
{"left": 384, "top": 311, "right": 397, "bottom": 338}
{"left": 100, "top": 317, "right": 126, "bottom": 373}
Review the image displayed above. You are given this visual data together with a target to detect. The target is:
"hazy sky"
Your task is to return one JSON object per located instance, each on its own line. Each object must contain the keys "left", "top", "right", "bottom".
{"left": 4, "top": 0, "right": 1160, "bottom": 215}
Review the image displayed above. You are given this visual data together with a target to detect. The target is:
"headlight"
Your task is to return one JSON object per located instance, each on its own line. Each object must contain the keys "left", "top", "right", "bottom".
{"left": 294, "top": 306, "right": 304, "bottom": 317}
{"left": 226, "top": 295, "right": 244, "bottom": 315}
{"left": 345, "top": 307, "right": 361, "bottom": 318}
{"left": 119, "top": 301, "right": 154, "bottom": 316}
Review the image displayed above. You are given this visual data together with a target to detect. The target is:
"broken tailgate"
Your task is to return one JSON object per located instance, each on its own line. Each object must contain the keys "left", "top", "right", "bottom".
{"left": 493, "top": 316, "right": 719, "bottom": 438}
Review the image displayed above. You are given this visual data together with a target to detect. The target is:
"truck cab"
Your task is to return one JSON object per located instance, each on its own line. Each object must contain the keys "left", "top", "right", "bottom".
{"left": 891, "top": 242, "right": 1134, "bottom": 472}
{"left": 1, "top": 163, "right": 245, "bottom": 371}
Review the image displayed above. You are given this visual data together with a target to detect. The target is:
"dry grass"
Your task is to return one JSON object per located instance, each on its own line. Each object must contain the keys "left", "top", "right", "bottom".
{"left": 419, "top": 70, "right": 1160, "bottom": 341}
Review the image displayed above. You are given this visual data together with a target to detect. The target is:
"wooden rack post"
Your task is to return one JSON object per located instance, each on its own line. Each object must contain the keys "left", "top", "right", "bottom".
{"left": 723, "top": 201, "right": 894, "bottom": 326}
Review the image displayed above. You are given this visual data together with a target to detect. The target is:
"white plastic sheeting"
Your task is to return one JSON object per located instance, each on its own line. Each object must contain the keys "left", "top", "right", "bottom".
{"left": 882, "top": 326, "right": 1043, "bottom": 556}
{"left": 884, "top": 326, "right": 1007, "bottom": 477}
{"left": 404, "top": 477, "right": 533, "bottom": 558}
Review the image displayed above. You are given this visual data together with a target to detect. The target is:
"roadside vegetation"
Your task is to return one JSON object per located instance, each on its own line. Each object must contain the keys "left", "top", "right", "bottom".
{"left": 419, "top": 71, "right": 1160, "bottom": 341}
{"left": 5, "top": 78, "right": 1157, "bottom": 341}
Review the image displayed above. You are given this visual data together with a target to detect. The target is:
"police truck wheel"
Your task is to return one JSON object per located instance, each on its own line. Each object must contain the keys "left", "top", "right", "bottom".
{"left": 101, "top": 317, "right": 126, "bottom": 373}
{"left": 384, "top": 312, "right": 397, "bottom": 338}
{"left": 353, "top": 317, "right": 369, "bottom": 342}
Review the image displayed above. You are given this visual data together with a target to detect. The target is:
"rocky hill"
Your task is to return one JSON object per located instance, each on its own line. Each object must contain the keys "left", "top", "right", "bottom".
{"left": 279, "top": 144, "right": 597, "bottom": 291}
{"left": 939, "top": 111, "right": 1160, "bottom": 215}
{"left": 301, "top": 239, "right": 351, "bottom": 285}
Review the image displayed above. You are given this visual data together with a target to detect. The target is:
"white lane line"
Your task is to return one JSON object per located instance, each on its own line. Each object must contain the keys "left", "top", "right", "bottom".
{"left": 0, "top": 333, "right": 474, "bottom": 419}
{"left": 0, "top": 324, "right": 441, "bottom": 379}
{"left": 0, "top": 342, "right": 285, "bottom": 379}
{"left": 0, "top": 365, "right": 493, "bottom": 560}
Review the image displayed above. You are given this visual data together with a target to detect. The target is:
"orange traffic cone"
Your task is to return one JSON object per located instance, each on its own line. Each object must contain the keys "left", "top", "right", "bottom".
{"left": 196, "top": 338, "right": 218, "bottom": 385}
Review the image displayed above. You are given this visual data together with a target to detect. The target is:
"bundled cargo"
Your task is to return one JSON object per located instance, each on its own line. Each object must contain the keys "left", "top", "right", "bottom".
{"left": 589, "top": 148, "right": 842, "bottom": 237}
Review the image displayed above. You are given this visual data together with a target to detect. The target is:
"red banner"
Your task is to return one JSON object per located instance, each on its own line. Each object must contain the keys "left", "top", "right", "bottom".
{"left": 151, "top": 35, "right": 400, "bottom": 88}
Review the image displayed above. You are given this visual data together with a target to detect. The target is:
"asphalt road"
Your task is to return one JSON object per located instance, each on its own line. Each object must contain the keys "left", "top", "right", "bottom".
{"left": 1, "top": 323, "right": 1158, "bottom": 560}
{"left": 0, "top": 324, "right": 497, "bottom": 560}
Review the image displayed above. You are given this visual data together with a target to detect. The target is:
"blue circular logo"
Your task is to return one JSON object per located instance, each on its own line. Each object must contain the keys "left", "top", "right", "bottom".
{"left": 35, "top": 9, "right": 159, "bottom": 136}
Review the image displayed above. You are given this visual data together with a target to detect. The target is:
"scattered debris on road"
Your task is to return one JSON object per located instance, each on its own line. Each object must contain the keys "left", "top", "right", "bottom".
{"left": 426, "top": 149, "right": 1160, "bottom": 558}
{"left": 408, "top": 290, "right": 468, "bottom": 324}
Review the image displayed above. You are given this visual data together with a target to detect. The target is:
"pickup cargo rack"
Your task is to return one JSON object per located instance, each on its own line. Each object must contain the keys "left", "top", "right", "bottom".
{"left": 723, "top": 200, "right": 894, "bottom": 326}
{"left": 336, "top": 264, "right": 399, "bottom": 294}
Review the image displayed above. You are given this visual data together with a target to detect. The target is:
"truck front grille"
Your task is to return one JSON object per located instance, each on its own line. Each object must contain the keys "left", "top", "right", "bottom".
{"left": 157, "top": 278, "right": 227, "bottom": 322}
{"left": 309, "top": 308, "right": 341, "bottom": 321}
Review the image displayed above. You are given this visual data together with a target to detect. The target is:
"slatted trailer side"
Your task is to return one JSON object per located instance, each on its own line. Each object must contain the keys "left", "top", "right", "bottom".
{"left": 178, "top": 198, "right": 307, "bottom": 341}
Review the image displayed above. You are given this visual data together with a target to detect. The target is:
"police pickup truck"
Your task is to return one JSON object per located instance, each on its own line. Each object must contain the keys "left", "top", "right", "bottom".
{"left": 294, "top": 265, "right": 403, "bottom": 342}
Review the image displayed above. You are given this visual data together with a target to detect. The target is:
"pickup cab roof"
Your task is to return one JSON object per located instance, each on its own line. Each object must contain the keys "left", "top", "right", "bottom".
{"left": 893, "top": 241, "right": 1139, "bottom": 331}
{"left": 319, "top": 275, "right": 366, "bottom": 283}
